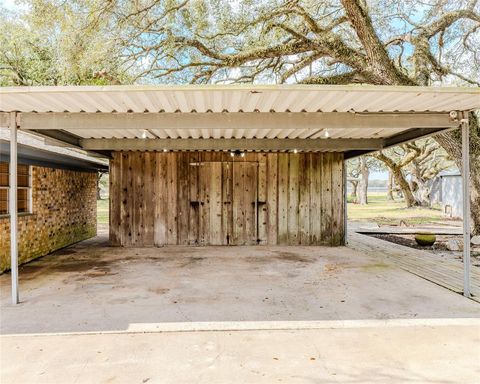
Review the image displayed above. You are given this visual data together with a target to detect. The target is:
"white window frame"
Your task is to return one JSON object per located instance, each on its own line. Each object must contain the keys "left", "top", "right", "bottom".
{"left": 0, "top": 164, "right": 32, "bottom": 215}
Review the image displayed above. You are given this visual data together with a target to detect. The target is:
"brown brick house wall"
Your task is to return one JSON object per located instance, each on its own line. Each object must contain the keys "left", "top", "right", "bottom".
{"left": 0, "top": 165, "right": 97, "bottom": 272}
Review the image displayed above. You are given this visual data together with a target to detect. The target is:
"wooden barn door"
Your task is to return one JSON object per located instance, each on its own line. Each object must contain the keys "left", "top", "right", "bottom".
{"left": 193, "top": 161, "right": 258, "bottom": 246}
{"left": 198, "top": 162, "right": 223, "bottom": 245}
{"left": 232, "top": 162, "right": 258, "bottom": 245}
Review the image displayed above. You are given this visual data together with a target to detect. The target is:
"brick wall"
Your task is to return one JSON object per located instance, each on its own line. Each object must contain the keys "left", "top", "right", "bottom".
{"left": 0, "top": 166, "right": 97, "bottom": 272}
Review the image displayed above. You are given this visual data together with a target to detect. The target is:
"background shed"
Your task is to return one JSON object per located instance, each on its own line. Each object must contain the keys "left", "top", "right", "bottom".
{"left": 440, "top": 172, "right": 463, "bottom": 219}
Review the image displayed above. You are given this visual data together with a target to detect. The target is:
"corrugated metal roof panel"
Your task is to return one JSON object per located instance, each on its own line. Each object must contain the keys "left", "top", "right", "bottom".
{"left": 1, "top": 85, "right": 478, "bottom": 114}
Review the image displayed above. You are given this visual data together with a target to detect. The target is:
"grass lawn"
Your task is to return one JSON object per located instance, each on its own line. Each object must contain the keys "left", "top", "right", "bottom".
{"left": 97, "top": 199, "right": 109, "bottom": 225}
{"left": 347, "top": 192, "right": 448, "bottom": 226}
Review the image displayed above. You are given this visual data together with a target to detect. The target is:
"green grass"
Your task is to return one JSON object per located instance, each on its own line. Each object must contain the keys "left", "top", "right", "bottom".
{"left": 347, "top": 192, "right": 445, "bottom": 226}
{"left": 97, "top": 199, "right": 109, "bottom": 225}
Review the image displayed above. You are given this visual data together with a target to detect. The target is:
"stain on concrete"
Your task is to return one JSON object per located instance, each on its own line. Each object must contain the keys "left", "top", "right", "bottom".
{"left": 179, "top": 257, "right": 206, "bottom": 268}
{"left": 324, "top": 263, "right": 343, "bottom": 274}
{"left": 109, "top": 298, "right": 129, "bottom": 304}
{"left": 84, "top": 267, "right": 117, "bottom": 278}
{"left": 286, "top": 272, "right": 300, "bottom": 278}
{"left": 148, "top": 287, "right": 170, "bottom": 295}
{"left": 360, "top": 262, "right": 390, "bottom": 271}
{"left": 19, "top": 257, "right": 117, "bottom": 281}
{"left": 52, "top": 249, "right": 78, "bottom": 256}
{"left": 273, "top": 252, "right": 315, "bottom": 263}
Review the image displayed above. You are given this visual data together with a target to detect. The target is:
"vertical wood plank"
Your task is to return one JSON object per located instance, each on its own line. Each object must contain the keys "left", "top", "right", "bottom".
{"left": 130, "top": 151, "right": 137, "bottom": 246}
{"left": 166, "top": 152, "right": 178, "bottom": 244}
{"left": 120, "top": 152, "right": 128, "bottom": 245}
{"left": 288, "top": 153, "right": 299, "bottom": 245}
{"left": 198, "top": 162, "right": 209, "bottom": 245}
{"left": 134, "top": 151, "right": 145, "bottom": 246}
{"left": 257, "top": 154, "right": 267, "bottom": 244}
{"left": 277, "top": 153, "right": 289, "bottom": 244}
{"left": 310, "top": 153, "right": 322, "bottom": 244}
{"left": 109, "top": 152, "right": 121, "bottom": 245}
{"left": 232, "top": 162, "right": 244, "bottom": 245}
{"left": 176, "top": 153, "right": 190, "bottom": 245}
{"left": 125, "top": 152, "right": 134, "bottom": 246}
{"left": 244, "top": 162, "right": 257, "bottom": 245}
{"left": 222, "top": 161, "right": 233, "bottom": 245}
{"left": 257, "top": 154, "right": 267, "bottom": 201}
{"left": 331, "top": 153, "right": 344, "bottom": 245}
{"left": 209, "top": 162, "right": 223, "bottom": 245}
{"left": 143, "top": 152, "right": 155, "bottom": 246}
{"left": 298, "top": 153, "right": 310, "bottom": 245}
{"left": 266, "top": 153, "right": 278, "bottom": 245}
{"left": 154, "top": 152, "right": 167, "bottom": 246}
{"left": 188, "top": 152, "right": 200, "bottom": 245}
{"left": 321, "top": 153, "right": 333, "bottom": 245}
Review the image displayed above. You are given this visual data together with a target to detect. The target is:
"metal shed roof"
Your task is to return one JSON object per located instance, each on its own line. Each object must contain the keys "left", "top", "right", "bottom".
{"left": 0, "top": 140, "right": 108, "bottom": 172}
{"left": 0, "top": 130, "right": 108, "bottom": 171}
{"left": 0, "top": 85, "right": 478, "bottom": 157}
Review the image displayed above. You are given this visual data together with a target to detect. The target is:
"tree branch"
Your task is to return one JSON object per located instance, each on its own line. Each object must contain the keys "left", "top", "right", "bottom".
{"left": 340, "top": 0, "right": 415, "bottom": 85}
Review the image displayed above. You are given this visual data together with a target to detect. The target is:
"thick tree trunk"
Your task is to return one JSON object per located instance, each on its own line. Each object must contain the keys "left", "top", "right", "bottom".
{"left": 435, "top": 115, "right": 480, "bottom": 235}
{"left": 358, "top": 156, "right": 369, "bottom": 205}
{"left": 392, "top": 167, "right": 417, "bottom": 208}
{"left": 387, "top": 171, "right": 394, "bottom": 200}
{"left": 472, "top": 168, "right": 480, "bottom": 236}
{"left": 413, "top": 178, "right": 432, "bottom": 207}
{"left": 349, "top": 180, "right": 358, "bottom": 200}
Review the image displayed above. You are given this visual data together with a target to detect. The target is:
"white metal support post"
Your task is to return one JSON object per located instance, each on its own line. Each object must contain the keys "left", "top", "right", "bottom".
{"left": 9, "top": 112, "right": 19, "bottom": 305}
{"left": 461, "top": 111, "right": 471, "bottom": 298}
{"left": 343, "top": 160, "right": 348, "bottom": 245}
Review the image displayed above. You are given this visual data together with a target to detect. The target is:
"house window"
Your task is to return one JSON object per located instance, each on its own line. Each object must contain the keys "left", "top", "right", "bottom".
{"left": 0, "top": 162, "right": 32, "bottom": 215}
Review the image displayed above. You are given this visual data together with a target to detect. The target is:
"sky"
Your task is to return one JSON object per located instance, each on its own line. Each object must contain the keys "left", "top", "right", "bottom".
{"left": 2, "top": 0, "right": 17, "bottom": 10}
{"left": 370, "top": 171, "right": 388, "bottom": 181}
{"left": 1, "top": 0, "right": 26, "bottom": 11}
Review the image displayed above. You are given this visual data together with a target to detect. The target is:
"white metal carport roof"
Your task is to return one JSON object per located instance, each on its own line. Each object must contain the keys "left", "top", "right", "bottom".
{"left": 0, "top": 85, "right": 478, "bottom": 148}
{"left": 1, "top": 84, "right": 478, "bottom": 113}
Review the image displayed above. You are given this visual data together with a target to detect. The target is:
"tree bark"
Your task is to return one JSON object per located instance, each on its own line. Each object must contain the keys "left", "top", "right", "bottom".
{"left": 392, "top": 167, "right": 418, "bottom": 208}
{"left": 387, "top": 171, "right": 394, "bottom": 200}
{"left": 373, "top": 151, "right": 419, "bottom": 207}
{"left": 349, "top": 180, "right": 358, "bottom": 200}
{"left": 358, "top": 156, "right": 369, "bottom": 205}
{"left": 472, "top": 167, "right": 480, "bottom": 236}
{"left": 435, "top": 114, "right": 480, "bottom": 235}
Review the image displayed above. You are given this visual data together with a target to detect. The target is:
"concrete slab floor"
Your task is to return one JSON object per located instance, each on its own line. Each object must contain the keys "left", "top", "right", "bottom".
{"left": 1, "top": 235, "right": 479, "bottom": 334}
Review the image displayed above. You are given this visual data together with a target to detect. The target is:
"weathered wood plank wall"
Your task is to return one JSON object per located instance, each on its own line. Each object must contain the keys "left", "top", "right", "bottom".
{"left": 110, "top": 151, "right": 344, "bottom": 246}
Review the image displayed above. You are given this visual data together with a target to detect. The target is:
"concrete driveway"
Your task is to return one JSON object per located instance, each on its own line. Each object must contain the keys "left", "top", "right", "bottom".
{"left": 1, "top": 236, "right": 479, "bottom": 383}
{"left": 2, "top": 320, "right": 480, "bottom": 384}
